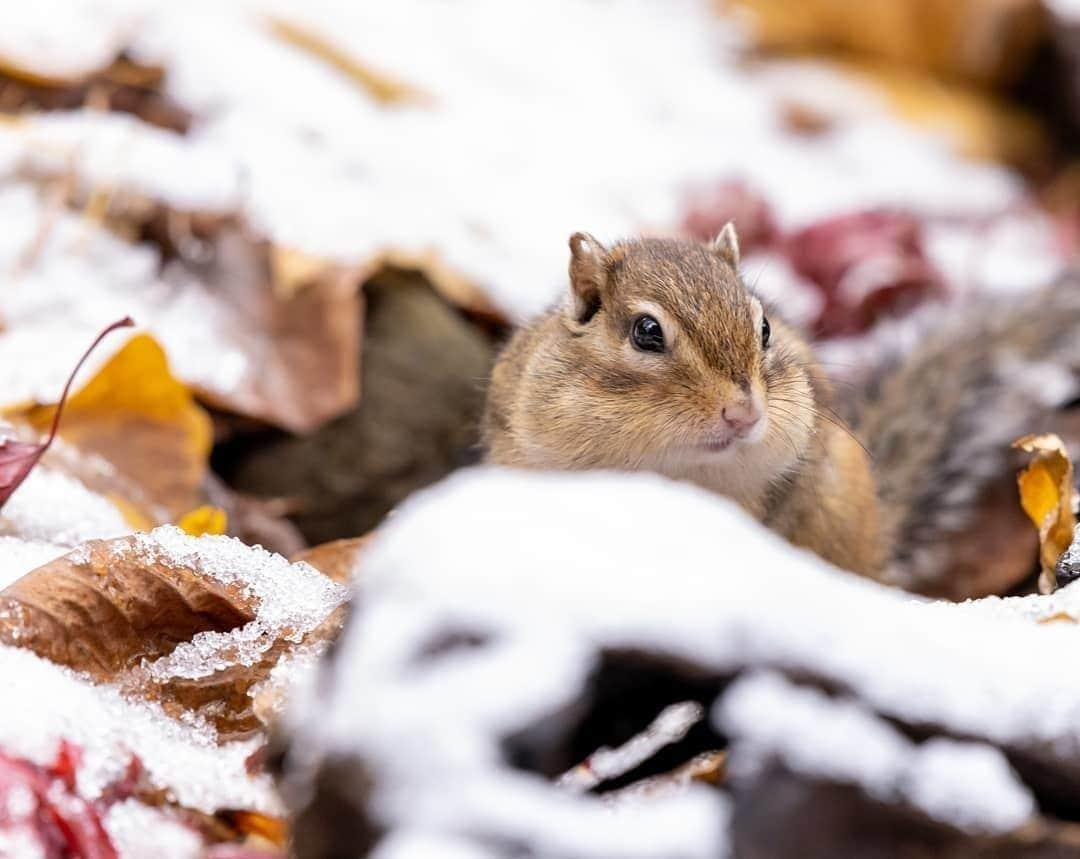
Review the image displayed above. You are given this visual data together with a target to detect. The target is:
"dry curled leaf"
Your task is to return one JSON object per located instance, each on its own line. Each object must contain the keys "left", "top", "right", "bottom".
{"left": 11, "top": 332, "right": 212, "bottom": 521}
{"left": 0, "top": 529, "right": 348, "bottom": 739}
{"left": 1014, "top": 432, "right": 1078, "bottom": 593}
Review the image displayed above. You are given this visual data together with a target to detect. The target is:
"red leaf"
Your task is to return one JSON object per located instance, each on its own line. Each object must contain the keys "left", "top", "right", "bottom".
{"left": 0, "top": 317, "right": 134, "bottom": 511}
{"left": 0, "top": 742, "right": 125, "bottom": 859}
{"left": 784, "top": 211, "right": 946, "bottom": 337}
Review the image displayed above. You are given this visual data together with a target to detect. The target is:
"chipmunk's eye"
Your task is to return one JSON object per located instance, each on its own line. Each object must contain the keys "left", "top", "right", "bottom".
{"left": 631, "top": 315, "right": 665, "bottom": 353}
{"left": 761, "top": 316, "right": 771, "bottom": 350}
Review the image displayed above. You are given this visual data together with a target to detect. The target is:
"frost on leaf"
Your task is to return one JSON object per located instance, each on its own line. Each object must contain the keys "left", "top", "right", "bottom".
{"left": 0, "top": 526, "right": 348, "bottom": 738}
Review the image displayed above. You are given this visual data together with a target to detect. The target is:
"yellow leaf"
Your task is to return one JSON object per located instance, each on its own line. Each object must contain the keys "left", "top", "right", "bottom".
{"left": 1013, "top": 433, "right": 1078, "bottom": 593}
{"left": 10, "top": 333, "right": 212, "bottom": 520}
{"left": 177, "top": 505, "right": 227, "bottom": 537}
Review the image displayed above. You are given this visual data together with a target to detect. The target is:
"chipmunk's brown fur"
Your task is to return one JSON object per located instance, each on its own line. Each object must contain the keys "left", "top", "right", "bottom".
{"left": 482, "top": 226, "right": 1080, "bottom": 588}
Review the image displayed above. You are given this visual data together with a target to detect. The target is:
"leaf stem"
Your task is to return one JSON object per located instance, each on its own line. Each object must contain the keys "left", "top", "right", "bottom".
{"left": 44, "top": 317, "right": 136, "bottom": 449}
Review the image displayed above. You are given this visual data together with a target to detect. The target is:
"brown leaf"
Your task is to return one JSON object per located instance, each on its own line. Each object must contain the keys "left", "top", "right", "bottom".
{"left": 0, "top": 530, "right": 347, "bottom": 739}
{"left": 0, "top": 317, "right": 134, "bottom": 512}
{"left": 0, "top": 54, "right": 192, "bottom": 133}
{"left": 163, "top": 226, "right": 365, "bottom": 434}
{"left": 1013, "top": 432, "right": 1078, "bottom": 593}
{"left": 291, "top": 534, "right": 373, "bottom": 584}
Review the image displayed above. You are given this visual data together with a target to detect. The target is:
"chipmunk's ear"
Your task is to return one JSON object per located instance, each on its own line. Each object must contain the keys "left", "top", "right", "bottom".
{"left": 567, "top": 232, "right": 609, "bottom": 324}
{"left": 710, "top": 221, "right": 740, "bottom": 269}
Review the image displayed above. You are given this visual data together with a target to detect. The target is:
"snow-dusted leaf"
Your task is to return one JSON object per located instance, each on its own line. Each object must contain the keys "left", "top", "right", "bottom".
{"left": 0, "top": 527, "right": 348, "bottom": 739}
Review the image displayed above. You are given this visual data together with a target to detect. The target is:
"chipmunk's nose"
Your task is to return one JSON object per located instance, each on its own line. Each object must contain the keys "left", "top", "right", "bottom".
{"left": 721, "top": 399, "right": 762, "bottom": 437}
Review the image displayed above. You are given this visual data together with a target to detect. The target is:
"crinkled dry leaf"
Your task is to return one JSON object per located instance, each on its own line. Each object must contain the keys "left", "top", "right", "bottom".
{"left": 1014, "top": 432, "right": 1078, "bottom": 593}
{"left": 10, "top": 332, "right": 212, "bottom": 521}
{"left": 0, "top": 530, "right": 347, "bottom": 739}
{"left": 290, "top": 534, "right": 373, "bottom": 584}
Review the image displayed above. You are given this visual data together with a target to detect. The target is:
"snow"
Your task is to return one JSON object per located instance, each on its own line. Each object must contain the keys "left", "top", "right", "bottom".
{"left": 0, "top": 644, "right": 277, "bottom": 814}
{"left": 0, "top": 0, "right": 137, "bottom": 83}
{"left": 105, "top": 800, "right": 203, "bottom": 859}
{"left": 0, "top": 467, "right": 131, "bottom": 547}
{"left": 0, "top": 537, "right": 66, "bottom": 590}
{"left": 718, "top": 672, "right": 1035, "bottom": 834}
{"left": 0, "top": 0, "right": 1045, "bottom": 327}
{"left": 284, "top": 467, "right": 1080, "bottom": 849}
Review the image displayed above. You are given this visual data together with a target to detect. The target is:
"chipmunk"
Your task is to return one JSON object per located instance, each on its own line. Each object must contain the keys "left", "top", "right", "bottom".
{"left": 482, "top": 225, "right": 1080, "bottom": 593}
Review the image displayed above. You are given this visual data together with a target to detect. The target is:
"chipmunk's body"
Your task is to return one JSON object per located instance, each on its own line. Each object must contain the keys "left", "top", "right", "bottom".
{"left": 483, "top": 227, "right": 1080, "bottom": 593}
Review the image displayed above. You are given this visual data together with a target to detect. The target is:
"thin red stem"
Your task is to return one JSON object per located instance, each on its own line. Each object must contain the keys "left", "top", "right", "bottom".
{"left": 43, "top": 317, "right": 136, "bottom": 449}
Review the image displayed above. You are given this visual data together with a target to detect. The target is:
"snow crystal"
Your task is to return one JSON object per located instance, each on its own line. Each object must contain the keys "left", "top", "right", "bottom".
{"left": 0, "top": 466, "right": 131, "bottom": 547}
{"left": 718, "top": 672, "right": 1035, "bottom": 834}
{"left": 0, "top": 644, "right": 277, "bottom": 814}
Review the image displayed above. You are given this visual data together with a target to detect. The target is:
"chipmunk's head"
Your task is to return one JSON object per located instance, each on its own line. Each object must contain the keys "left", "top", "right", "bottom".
{"left": 526, "top": 225, "right": 818, "bottom": 495}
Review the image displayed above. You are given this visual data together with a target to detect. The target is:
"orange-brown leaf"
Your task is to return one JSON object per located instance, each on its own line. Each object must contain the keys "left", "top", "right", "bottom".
{"left": 1013, "top": 433, "right": 1078, "bottom": 593}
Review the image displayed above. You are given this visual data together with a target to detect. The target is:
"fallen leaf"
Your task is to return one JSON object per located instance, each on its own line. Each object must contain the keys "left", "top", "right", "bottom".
{"left": 784, "top": 210, "right": 946, "bottom": 337}
{"left": 0, "top": 528, "right": 348, "bottom": 738}
{"left": 1013, "top": 432, "right": 1078, "bottom": 593}
{"left": 724, "top": 0, "right": 1046, "bottom": 87}
{"left": 161, "top": 225, "right": 365, "bottom": 434}
{"left": 13, "top": 332, "right": 212, "bottom": 521}
{"left": 0, "top": 741, "right": 123, "bottom": 859}
{"left": 0, "top": 317, "right": 134, "bottom": 513}
{"left": 291, "top": 534, "right": 373, "bottom": 583}
{"left": 0, "top": 54, "right": 192, "bottom": 133}
{"left": 178, "top": 505, "right": 228, "bottom": 537}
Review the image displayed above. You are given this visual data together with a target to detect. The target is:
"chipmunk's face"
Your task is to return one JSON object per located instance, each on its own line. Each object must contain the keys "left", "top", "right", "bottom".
{"left": 539, "top": 228, "right": 818, "bottom": 503}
